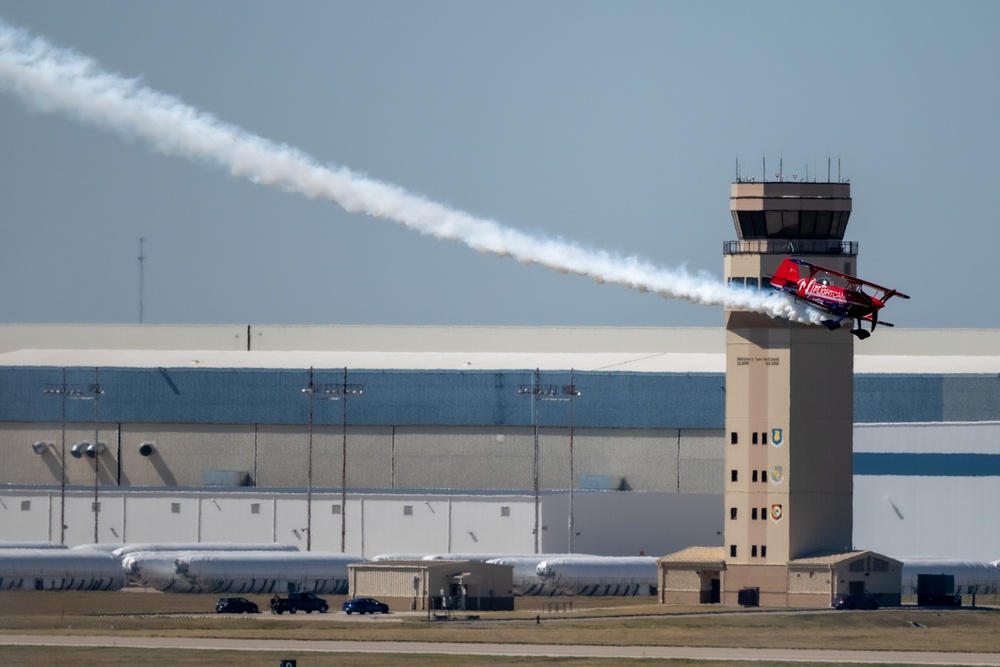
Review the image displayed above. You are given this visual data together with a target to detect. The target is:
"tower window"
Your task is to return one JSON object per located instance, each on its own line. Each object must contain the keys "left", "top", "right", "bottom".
{"left": 752, "top": 432, "right": 759, "bottom": 445}
{"left": 731, "top": 470, "right": 738, "bottom": 482}
{"left": 761, "top": 507, "right": 767, "bottom": 518}
{"left": 730, "top": 545, "right": 737, "bottom": 558}
{"left": 751, "top": 507, "right": 758, "bottom": 520}
{"left": 730, "top": 432, "right": 738, "bottom": 445}
{"left": 751, "top": 545, "right": 758, "bottom": 558}
{"left": 761, "top": 470, "right": 767, "bottom": 482}
{"left": 752, "top": 470, "right": 758, "bottom": 483}
{"left": 761, "top": 545, "right": 767, "bottom": 558}
{"left": 730, "top": 507, "right": 738, "bottom": 520}
{"left": 762, "top": 431, "right": 768, "bottom": 445}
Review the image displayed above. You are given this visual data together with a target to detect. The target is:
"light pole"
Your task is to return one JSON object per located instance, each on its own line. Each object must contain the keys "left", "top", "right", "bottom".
{"left": 301, "top": 367, "right": 317, "bottom": 551}
{"left": 562, "top": 370, "right": 580, "bottom": 554}
{"left": 518, "top": 369, "right": 557, "bottom": 554}
{"left": 302, "top": 367, "right": 365, "bottom": 553}
{"left": 326, "top": 368, "right": 365, "bottom": 553}
{"left": 44, "top": 370, "right": 103, "bottom": 544}
{"left": 87, "top": 369, "right": 103, "bottom": 544}
{"left": 43, "top": 369, "right": 68, "bottom": 545}
{"left": 303, "top": 367, "right": 364, "bottom": 553}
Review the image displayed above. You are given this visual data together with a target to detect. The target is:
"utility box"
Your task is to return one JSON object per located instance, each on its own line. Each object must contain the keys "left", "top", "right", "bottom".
{"left": 737, "top": 587, "right": 759, "bottom": 607}
{"left": 917, "top": 574, "right": 961, "bottom": 606}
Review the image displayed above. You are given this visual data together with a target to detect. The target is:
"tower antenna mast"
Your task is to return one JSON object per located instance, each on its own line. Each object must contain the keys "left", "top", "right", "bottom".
{"left": 138, "top": 237, "right": 145, "bottom": 324}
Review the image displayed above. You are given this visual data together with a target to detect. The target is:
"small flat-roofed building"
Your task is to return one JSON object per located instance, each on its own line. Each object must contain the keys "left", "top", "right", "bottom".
{"left": 347, "top": 559, "right": 514, "bottom": 611}
{"left": 658, "top": 546, "right": 726, "bottom": 605}
{"left": 787, "top": 551, "right": 903, "bottom": 608}
{"left": 659, "top": 548, "right": 902, "bottom": 607}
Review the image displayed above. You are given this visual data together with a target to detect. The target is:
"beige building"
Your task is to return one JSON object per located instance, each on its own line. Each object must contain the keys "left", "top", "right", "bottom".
{"left": 347, "top": 560, "right": 514, "bottom": 611}
{"left": 659, "top": 181, "right": 902, "bottom": 607}
{"left": 659, "top": 546, "right": 902, "bottom": 606}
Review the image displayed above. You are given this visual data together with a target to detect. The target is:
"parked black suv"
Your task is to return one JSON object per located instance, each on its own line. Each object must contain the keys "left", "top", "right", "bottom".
{"left": 832, "top": 594, "right": 879, "bottom": 610}
{"left": 216, "top": 597, "right": 260, "bottom": 613}
{"left": 342, "top": 597, "right": 390, "bottom": 615}
{"left": 269, "top": 591, "right": 329, "bottom": 614}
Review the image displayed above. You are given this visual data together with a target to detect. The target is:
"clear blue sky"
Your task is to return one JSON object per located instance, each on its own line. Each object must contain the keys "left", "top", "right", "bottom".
{"left": 2, "top": 1, "right": 998, "bottom": 328}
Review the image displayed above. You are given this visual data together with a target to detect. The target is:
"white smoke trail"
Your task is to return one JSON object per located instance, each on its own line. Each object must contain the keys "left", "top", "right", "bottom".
{"left": 0, "top": 19, "right": 821, "bottom": 324}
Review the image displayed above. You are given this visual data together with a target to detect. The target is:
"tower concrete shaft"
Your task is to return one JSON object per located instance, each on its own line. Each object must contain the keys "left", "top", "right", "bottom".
{"left": 723, "top": 182, "right": 856, "bottom": 574}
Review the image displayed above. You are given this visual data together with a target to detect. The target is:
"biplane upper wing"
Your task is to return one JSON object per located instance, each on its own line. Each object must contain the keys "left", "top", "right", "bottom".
{"left": 789, "top": 259, "right": 910, "bottom": 300}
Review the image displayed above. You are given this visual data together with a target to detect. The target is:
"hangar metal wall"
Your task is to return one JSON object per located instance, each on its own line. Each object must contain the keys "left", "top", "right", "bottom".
{"left": 852, "top": 422, "right": 1000, "bottom": 562}
{"left": 0, "top": 487, "right": 722, "bottom": 558}
{"left": 3, "top": 420, "right": 721, "bottom": 494}
{"left": 4, "top": 365, "right": 1000, "bottom": 497}
{"left": 854, "top": 376, "right": 1000, "bottom": 423}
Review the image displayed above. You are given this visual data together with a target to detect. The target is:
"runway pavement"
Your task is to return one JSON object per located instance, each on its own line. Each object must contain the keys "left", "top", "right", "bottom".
{"left": 2, "top": 634, "right": 1000, "bottom": 665}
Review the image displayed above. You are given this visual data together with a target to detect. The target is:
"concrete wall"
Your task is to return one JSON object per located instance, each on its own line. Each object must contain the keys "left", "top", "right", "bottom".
{"left": 659, "top": 568, "right": 704, "bottom": 605}
{"left": 722, "top": 564, "right": 789, "bottom": 606}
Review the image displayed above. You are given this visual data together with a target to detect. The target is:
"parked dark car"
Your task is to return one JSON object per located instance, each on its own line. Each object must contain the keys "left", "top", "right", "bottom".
{"left": 342, "top": 597, "right": 390, "bottom": 615}
{"left": 269, "top": 591, "right": 329, "bottom": 614}
{"left": 216, "top": 596, "right": 260, "bottom": 613}
{"left": 832, "top": 594, "right": 879, "bottom": 610}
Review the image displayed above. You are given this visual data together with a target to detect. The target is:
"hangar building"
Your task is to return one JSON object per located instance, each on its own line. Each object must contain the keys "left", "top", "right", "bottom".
{"left": 1, "top": 323, "right": 998, "bottom": 562}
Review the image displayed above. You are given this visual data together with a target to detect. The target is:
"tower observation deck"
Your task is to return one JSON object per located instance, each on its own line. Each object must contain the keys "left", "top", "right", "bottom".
{"left": 724, "top": 182, "right": 857, "bottom": 259}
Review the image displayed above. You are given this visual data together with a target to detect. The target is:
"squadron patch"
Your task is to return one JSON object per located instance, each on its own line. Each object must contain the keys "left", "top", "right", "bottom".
{"left": 770, "top": 465, "right": 784, "bottom": 485}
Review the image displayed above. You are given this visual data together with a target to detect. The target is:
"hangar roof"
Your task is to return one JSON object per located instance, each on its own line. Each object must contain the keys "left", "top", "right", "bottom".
{"left": 0, "top": 348, "right": 725, "bottom": 373}
{"left": 2, "top": 325, "right": 999, "bottom": 374}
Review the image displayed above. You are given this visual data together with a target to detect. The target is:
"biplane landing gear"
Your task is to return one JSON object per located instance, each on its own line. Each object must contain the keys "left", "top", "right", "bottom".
{"left": 821, "top": 319, "right": 842, "bottom": 331}
{"left": 850, "top": 328, "right": 871, "bottom": 340}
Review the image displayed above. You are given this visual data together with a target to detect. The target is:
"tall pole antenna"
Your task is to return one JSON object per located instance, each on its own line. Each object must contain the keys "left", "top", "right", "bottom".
{"left": 138, "top": 237, "right": 146, "bottom": 324}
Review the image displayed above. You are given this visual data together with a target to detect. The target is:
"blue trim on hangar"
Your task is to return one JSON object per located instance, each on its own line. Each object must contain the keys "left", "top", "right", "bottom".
{"left": 853, "top": 453, "right": 1000, "bottom": 477}
{"left": 2, "top": 367, "right": 999, "bottom": 427}
{"left": 0, "top": 367, "right": 725, "bottom": 429}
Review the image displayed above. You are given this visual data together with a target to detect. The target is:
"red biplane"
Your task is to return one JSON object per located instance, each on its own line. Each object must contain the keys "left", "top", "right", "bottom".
{"left": 768, "top": 258, "right": 909, "bottom": 339}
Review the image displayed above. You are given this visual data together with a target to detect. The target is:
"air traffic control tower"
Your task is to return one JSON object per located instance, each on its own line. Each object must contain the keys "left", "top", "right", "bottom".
{"left": 659, "top": 180, "right": 902, "bottom": 607}
{"left": 724, "top": 181, "right": 856, "bottom": 601}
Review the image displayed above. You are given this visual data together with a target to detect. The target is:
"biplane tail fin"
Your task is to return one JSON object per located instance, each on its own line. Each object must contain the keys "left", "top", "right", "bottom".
{"left": 769, "top": 258, "right": 802, "bottom": 292}
{"left": 882, "top": 289, "right": 910, "bottom": 302}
